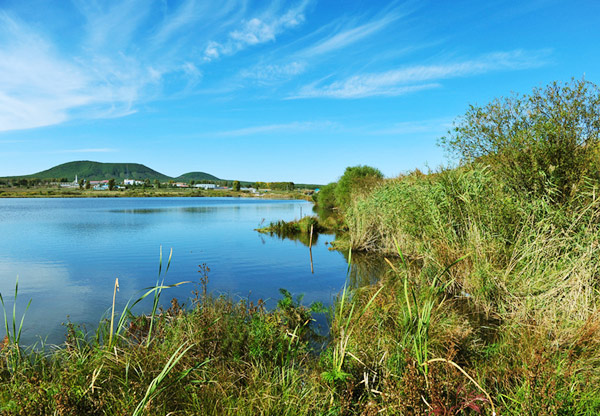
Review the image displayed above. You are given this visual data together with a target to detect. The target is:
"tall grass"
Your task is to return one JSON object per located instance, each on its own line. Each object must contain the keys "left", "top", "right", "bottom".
{"left": 341, "top": 163, "right": 600, "bottom": 414}
{"left": 0, "top": 268, "right": 331, "bottom": 414}
{"left": 0, "top": 277, "right": 31, "bottom": 363}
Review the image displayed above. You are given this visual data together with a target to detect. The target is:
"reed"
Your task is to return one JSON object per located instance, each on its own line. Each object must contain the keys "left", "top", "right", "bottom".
{"left": 0, "top": 277, "right": 31, "bottom": 362}
{"left": 147, "top": 246, "right": 173, "bottom": 346}
{"left": 132, "top": 343, "right": 198, "bottom": 416}
{"left": 322, "top": 251, "right": 384, "bottom": 386}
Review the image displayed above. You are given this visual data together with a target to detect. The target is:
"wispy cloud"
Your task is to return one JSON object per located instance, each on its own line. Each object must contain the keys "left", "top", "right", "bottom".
{"left": 240, "top": 61, "right": 306, "bottom": 82}
{"left": 237, "top": 7, "right": 408, "bottom": 85}
{"left": 52, "top": 148, "right": 117, "bottom": 153}
{"left": 293, "top": 82, "right": 440, "bottom": 99}
{"left": 0, "top": 0, "right": 557, "bottom": 135}
{"left": 300, "top": 13, "right": 401, "bottom": 57}
{"left": 150, "top": 0, "right": 204, "bottom": 46}
{"left": 0, "top": 14, "right": 92, "bottom": 131}
{"left": 0, "top": 1, "right": 315, "bottom": 132}
{"left": 368, "top": 118, "right": 454, "bottom": 135}
{"left": 203, "top": 1, "right": 310, "bottom": 61}
{"left": 74, "top": 0, "right": 151, "bottom": 51}
{"left": 293, "top": 49, "right": 551, "bottom": 99}
{"left": 210, "top": 121, "right": 336, "bottom": 137}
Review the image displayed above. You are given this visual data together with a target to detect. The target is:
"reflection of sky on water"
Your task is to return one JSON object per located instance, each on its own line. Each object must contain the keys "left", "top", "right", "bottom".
{"left": 0, "top": 260, "right": 94, "bottom": 345}
{"left": 0, "top": 197, "right": 352, "bottom": 345}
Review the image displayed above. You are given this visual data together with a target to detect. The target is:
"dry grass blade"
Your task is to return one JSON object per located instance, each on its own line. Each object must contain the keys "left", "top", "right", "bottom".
{"left": 108, "top": 277, "right": 119, "bottom": 348}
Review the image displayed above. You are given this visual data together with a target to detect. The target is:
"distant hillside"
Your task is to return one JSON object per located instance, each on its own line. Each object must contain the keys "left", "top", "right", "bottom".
{"left": 1, "top": 161, "right": 320, "bottom": 187}
{"left": 17, "top": 161, "right": 172, "bottom": 181}
{"left": 175, "top": 172, "right": 220, "bottom": 182}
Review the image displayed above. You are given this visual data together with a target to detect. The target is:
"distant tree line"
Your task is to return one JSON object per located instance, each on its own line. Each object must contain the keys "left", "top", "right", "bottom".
{"left": 0, "top": 177, "right": 71, "bottom": 188}
{"left": 0, "top": 176, "right": 308, "bottom": 192}
{"left": 252, "top": 182, "right": 295, "bottom": 191}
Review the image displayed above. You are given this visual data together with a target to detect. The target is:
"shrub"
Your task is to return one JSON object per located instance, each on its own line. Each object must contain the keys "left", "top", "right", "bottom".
{"left": 441, "top": 78, "right": 600, "bottom": 202}
{"left": 316, "top": 182, "right": 337, "bottom": 210}
{"left": 334, "top": 165, "right": 383, "bottom": 210}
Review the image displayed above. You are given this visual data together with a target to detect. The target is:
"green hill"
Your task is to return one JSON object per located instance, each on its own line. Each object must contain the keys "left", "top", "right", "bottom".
{"left": 175, "top": 172, "right": 220, "bottom": 182}
{"left": 1, "top": 161, "right": 224, "bottom": 183}
{"left": 1, "top": 161, "right": 321, "bottom": 187}
{"left": 17, "top": 161, "right": 173, "bottom": 181}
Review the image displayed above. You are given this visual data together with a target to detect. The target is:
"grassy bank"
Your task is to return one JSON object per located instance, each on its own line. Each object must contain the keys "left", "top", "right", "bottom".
{"left": 340, "top": 164, "right": 600, "bottom": 414}
{"left": 0, "top": 277, "right": 332, "bottom": 415}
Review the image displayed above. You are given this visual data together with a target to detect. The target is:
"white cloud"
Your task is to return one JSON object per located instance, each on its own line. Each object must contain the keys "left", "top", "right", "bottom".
{"left": 53, "top": 148, "right": 117, "bottom": 153}
{"left": 0, "top": 16, "right": 90, "bottom": 130}
{"left": 182, "top": 62, "right": 202, "bottom": 78}
{"left": 293, "top": 49, "right": 551, "bottom": 99}
{"left": 211, "top": 121, "right": 336, "bottom": 137}
{"left": 293, "top": 82, "right": 440, "bottom": 99}
{"left": 150, "top": 0, "right": 201, "bottom": 46}
{"left": 0, "top": 4, "right": 220, "bottom": 132}
{"left": 240, "top": 61, "right": 306, "bottom": 81}
{"left": 368, "top": 118, "right": 454, "bottom": 135}
{"left": 74, "top": 0, "right": 151, "bottom": 51}
{"left": 230, "top": 18, "right": 277, "bottom": 45}
{"left": 204, "top": 42, "right": 221, "bottom": 60}
{"left": 300, "top": 13, "right": 400, "bottom": 57}
{"left": 203, "top": 1, "right": 309, "bottom": 61}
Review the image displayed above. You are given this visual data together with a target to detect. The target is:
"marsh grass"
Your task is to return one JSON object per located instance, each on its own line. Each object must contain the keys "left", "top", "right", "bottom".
{"left": 0, "top": 268, "right": 332, "bottom": 415}
{"left": 340, "top": 163, "right": 600, "bottom": 414}
{"left": 0, "top": 277, "right": 31, "bottom": 365}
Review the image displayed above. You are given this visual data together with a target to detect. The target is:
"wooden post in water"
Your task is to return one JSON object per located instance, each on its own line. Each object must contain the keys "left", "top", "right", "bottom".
{"left": 309, "top": 224, "right": 314, "bottom": 273}
{"left": 109, "top": 277, "right": 119, "bottom": 347}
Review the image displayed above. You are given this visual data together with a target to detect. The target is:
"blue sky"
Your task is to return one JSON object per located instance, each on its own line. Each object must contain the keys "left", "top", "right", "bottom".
{"left": 0, "top": 0, "right": 598, "bottom": 183}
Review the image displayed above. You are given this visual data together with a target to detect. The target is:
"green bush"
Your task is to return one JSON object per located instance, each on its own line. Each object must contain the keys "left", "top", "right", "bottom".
{"left": 334, "top": 165, "right": 383, "bottom": 211}
{"left": 316, "top": 182, "right": 337, "bottom": 210}
{"left": 441, "top": 78, "right": 600, "bottom": 202}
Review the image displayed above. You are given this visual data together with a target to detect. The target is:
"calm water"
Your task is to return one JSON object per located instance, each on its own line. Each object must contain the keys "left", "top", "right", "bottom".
{"left": 0, "top": 197, "right": 350, "bottom": 345}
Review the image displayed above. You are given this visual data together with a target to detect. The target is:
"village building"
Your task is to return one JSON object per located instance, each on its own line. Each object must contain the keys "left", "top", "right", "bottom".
{"left": 193, "top": 183, "right": 216, "bottom": 189}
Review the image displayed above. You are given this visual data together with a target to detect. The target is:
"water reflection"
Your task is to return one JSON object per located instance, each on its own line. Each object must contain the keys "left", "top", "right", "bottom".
{"left": 344, "top": 251, "right": 392, "bottom": 288}
{"left": 260, "top": 230, "right": 391, "bottom": 288}
{"left": 0, "top": 198, "right": 349, "bottom": 346}
{"left": 111, "top": 206, "right": 225, "bottom": 214}
{"left": 0, "top": 259, "right": 94, "bottom": 345}
{"left": 262, "top": 229, "right": 321, "bottom": 247}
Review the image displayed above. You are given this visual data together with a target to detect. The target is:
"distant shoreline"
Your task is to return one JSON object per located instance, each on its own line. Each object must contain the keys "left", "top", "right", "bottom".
{"left": 0, "top": 188, "right": 313, "bottom": 201}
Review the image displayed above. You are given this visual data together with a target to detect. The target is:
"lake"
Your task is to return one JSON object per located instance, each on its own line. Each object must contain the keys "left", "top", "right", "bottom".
{"left": 0, "top": 197, "right": 350, "bottom": 345}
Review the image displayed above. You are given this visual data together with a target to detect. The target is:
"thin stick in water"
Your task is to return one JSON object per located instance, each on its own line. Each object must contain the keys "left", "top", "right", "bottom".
{"left": 309, "top": 224, "right": 314, "bottom": 273}
{"left": 109, "top": 277, "right": 119, "bottom": 348}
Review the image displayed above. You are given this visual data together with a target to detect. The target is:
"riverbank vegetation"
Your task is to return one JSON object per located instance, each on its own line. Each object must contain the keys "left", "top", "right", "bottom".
{"left": 2, "top": 79, "right": 600, "bottom": 414}
{"left": 336, "top": 78, "right": 600, "bottom": 413}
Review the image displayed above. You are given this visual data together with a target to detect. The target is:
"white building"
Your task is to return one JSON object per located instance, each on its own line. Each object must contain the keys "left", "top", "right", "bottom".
{"left": 194, "top": 183, "right": 216, "bottom": 190}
